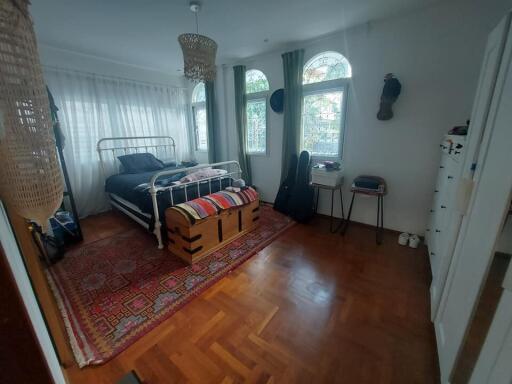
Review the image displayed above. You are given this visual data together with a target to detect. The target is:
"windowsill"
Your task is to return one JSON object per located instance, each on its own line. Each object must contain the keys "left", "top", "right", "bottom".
{"left": 247, "top": 152, "right": 268, "bottom": 157}
{"left": 310, "top": 155, "right": 342, "bottom": 163}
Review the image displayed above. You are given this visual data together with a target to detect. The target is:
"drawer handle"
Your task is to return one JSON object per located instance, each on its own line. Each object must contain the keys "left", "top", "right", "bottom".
{"left": 434, "top": 190, "right": 439, "bottom": 193}
{"left": 447, "top": 176, "right": 454, "bottom": 179}
{"left": 426, "top": 229, "right": 430, "bottom": 232}
{"left": 440, "top": 166, "right": 445, "bottom": 169}
{"left": 435, "top": 229, "right": 441, "bottom": 233}
{"left": 430, "top": 252, "right": 436, "bottom": 256}
{"left": 441, "top": 205, "right": 447, "bottom": 209}
{"left": 430, "top": 209, "right": 435, "bottom": 213}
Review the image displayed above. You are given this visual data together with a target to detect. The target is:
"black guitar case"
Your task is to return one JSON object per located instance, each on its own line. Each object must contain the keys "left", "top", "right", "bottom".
{"left": 274, "top": 154, "right": 298, "bottom": 214}
{"left": 287, "top": 151, "right": 315, "bottom": 223}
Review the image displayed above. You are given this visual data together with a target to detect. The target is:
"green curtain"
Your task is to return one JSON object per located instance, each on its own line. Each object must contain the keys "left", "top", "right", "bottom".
{"left": 281, "top": 49, "right": 304, "bottom": 182}
{"left": 205, "top": 81, "right": 217, "bottom": 164}
{"left": 233, "top": 65, "right": 252, "bottom": 185}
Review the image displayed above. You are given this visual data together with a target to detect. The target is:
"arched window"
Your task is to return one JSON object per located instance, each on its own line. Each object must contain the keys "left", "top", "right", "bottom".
{"left": 192, "top": 82, "right": 206, "bottom": 103}
{"left": 191, "top": 82, "right": 207, "bottom": 151}
{"left": 245, "top": 69, "right": 270, "bottom": 154}
{"left": 246, "top": 69, "right": 270, "bottom": 94}
{"left": 301, "top": 51, "right": 351, "bottom": 158}
{"left": 303, "top": 51, "right": 352, "bottom": 84}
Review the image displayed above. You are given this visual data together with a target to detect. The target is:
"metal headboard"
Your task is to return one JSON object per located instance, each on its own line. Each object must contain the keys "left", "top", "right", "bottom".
{"left": 97, "top": 136, "right": 177, "bottom": 178}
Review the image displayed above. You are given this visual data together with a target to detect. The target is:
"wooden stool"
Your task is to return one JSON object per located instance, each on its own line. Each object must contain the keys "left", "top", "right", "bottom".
{"left": 341, "top": 176, "right": 386, "bottom": 244}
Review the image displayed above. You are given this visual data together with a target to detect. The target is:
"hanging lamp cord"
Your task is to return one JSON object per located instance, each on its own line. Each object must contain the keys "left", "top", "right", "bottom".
{"left": 195, "top": 11, "right": 199, "bottom": 34}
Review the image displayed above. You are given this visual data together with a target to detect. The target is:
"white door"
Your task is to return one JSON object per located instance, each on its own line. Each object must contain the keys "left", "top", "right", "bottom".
{"left": 434, "top": 13, "right": 512, "bottom": 383}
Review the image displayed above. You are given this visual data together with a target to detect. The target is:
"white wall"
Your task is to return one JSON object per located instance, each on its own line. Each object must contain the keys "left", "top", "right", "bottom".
{"left": 39, "top": 44, "right": 186, "bottom": 87}
{"left": 216, "top": 55, "right": 285, "bottom": 202}
{"left": 216, "top": 0, "right": 512, "bottom": 234}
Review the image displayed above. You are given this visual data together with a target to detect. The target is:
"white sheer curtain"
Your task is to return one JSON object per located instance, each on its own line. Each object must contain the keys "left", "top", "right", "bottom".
{"left": 44, "top": 68, "right": 191, "bottom": 217}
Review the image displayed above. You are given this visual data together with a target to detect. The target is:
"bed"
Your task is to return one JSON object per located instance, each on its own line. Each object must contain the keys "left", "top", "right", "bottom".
{"left": 97, "top": 136, "right": 242, "bottom": 248}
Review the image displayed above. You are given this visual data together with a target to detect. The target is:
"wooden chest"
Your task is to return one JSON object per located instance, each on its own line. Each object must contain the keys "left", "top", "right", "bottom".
{"left": 165, "top": 200, "right": 260, "bottom": 264}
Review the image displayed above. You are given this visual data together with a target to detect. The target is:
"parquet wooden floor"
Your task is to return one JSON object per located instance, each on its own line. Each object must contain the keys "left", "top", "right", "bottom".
{"left": 63, "top": 210, "right": 439, "bottom": 384}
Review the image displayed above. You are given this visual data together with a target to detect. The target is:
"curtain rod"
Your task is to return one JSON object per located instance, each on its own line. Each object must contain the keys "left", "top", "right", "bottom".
{"left": 42, "top": 65, "right": 188, "bottom": 90}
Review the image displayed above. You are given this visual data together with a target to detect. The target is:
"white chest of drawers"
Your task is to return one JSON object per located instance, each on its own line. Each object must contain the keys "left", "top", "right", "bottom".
{"left": 426, "top": 134, "right": 466, "bottom": 317}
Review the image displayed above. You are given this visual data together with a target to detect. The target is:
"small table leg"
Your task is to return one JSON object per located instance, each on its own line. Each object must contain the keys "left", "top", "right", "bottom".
{"left": 376, "top": 194, "right": 384, "bottom": 245}
{"left": 329, "top": 189, "right": 343, "bottom": 233}
{"left": 341, "top": 192, "right": 355, "bottom": 236}
{"left": 340, "top": 186, "right": 345, "bottom": 219}
{"left": 315, "top": 187, "right": 320, "bottom": 213}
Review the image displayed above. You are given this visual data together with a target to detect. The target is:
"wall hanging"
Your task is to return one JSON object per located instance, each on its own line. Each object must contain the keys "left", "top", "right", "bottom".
{"left": 377, "top": 73, "right": 402, "bottom": 121}
{"left": 0, "top": 0, "right": 63, "bottom": 230}
{"left": 270, "top": 88, "right": 284, "bottom": 113}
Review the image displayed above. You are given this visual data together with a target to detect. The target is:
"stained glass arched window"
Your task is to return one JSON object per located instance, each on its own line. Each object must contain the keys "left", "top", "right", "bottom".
{"left": 303, "top": 51, "right": 352, "bottom": 84}
{"left": 245, "top": 69, "right": 270, "bottom": 94}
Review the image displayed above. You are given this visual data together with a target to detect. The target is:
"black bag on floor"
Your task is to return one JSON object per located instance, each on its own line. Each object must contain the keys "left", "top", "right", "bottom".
{"left": 274, "top": 154, "right": 298, "bottom": 214}
{"left": 287, "top": 151, "right": 315, "bottom": 223}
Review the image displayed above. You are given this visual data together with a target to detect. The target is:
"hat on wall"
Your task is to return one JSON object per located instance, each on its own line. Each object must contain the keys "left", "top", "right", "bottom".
{"left": 270, "top": 88, "right": 284, "bottom": 113}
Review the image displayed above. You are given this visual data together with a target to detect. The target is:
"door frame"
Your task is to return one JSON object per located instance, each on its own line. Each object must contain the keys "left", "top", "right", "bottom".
{"left": 434, "top": 11, "right": 512, "bottom": 382}
{"left": 470, "top": 265, "right": 512, "bottom": 383}
{"left": 0, "top": 202, "right": 66, "bottom": 384}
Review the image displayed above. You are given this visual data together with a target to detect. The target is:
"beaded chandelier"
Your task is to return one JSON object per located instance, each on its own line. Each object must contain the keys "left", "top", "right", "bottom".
{"left": 178, "top": 2, "right": 217, "bottom": 82}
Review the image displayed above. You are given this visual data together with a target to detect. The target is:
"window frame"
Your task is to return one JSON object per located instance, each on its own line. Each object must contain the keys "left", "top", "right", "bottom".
{"left": 245, "top": 91, "right": 269, "bottom": 156}
{"left": 245, "top": 92, "right": 269, "bottom": 156}
{"left": 301, "top": 78, "right": 349, "bottom": 160}
{"left": 191, "top": 83, "right": 208, "bottom": 152}
{"left": 245, "top": 69, "right": 270, "bottom": 156}
{"left": 301, "top": 50, "right": 351, "bottom": 160}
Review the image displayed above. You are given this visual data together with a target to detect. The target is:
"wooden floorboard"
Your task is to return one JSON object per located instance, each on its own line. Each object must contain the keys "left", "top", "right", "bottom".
{"left": 62, "top": 210, "right": 439, "bottom": 384}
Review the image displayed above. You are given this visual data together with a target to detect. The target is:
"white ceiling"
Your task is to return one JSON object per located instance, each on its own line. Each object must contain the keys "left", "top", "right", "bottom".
{"left": 31, "top": 0, "right": 440, "bottom": 74}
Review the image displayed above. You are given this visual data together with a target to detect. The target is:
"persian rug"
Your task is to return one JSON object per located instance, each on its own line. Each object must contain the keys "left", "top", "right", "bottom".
{"left": 46, "top": 205, "right": 294, "bottom": 367}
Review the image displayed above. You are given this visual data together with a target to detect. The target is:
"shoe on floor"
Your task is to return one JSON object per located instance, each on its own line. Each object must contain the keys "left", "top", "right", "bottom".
{"left": 409, "top": 234, "right": 420, "bottom": 249}
{"left": 398, "top": 232, "right": 409, "bottom": 246}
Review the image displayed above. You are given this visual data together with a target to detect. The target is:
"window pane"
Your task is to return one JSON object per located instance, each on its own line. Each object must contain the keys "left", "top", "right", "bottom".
{"left": 192, "top": 83, "right": 206, "bottom": 103}
{"left": 246, "top": 70, "right": 270, "bottom": 94}
{"left": 194, "top": 106, "right": 208, "bottom": 151}
{"left": 302, "top": 90, "right": 343, "bottom": 157}
{"left": 246, "top": 99, "right": 266, "bottom": 153}
{"left": 303, "top": 52, "right": 352, "bottom": 84}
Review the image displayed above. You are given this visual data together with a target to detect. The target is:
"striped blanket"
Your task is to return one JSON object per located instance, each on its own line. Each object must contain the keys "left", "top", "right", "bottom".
{"left": 171, "top": 187, "right": 259, "bottom": 222}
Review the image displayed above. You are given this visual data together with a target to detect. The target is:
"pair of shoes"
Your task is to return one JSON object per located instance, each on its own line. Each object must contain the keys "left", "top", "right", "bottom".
{"left": 398, "top": 233, "right": 421, "bottom": 248}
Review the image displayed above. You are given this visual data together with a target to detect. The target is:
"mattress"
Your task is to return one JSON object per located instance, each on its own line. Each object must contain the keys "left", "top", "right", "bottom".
{"left": 105, "top": 167, "right": 233, "bottom": 229}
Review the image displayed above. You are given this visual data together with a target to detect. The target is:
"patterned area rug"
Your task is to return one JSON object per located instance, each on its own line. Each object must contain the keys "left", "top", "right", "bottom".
{"left": 46, "top": 205, "right": 294, "bottom": 367}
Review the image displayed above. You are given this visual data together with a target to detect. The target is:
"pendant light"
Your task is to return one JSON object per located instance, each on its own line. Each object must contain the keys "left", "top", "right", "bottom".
{"left": 0, "top": 0, "right": 64, "bottom": 230}
{"left": 178, "top": 1, "right": 217, "bottom": 82}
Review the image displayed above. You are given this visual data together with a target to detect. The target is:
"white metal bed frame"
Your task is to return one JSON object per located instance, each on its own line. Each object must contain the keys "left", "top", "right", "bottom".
{"left": 97, "top": 136, "right": 242, "bottom": 249}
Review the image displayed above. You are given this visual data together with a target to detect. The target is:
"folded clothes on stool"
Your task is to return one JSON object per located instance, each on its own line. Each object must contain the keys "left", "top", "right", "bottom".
{"left": 354, "top": 176, "right": 382, "bottom": 190}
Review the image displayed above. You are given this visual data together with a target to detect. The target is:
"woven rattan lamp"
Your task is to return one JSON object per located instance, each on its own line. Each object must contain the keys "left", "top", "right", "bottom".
{"left": 178, "top": 1, "right": 217, "bottom": 82}
{"left": 0, "top": 0, "right": 64, "bottom": 230}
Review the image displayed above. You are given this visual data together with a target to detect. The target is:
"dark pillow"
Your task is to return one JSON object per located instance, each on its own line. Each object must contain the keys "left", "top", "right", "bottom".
{"left": 117, "top": 153, "right": 164, "bottom": 174}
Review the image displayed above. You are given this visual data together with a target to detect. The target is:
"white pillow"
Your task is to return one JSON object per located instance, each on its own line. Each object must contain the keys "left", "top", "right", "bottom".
{"left": 179, "top": 168, "right": 227, "bottom": 183}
